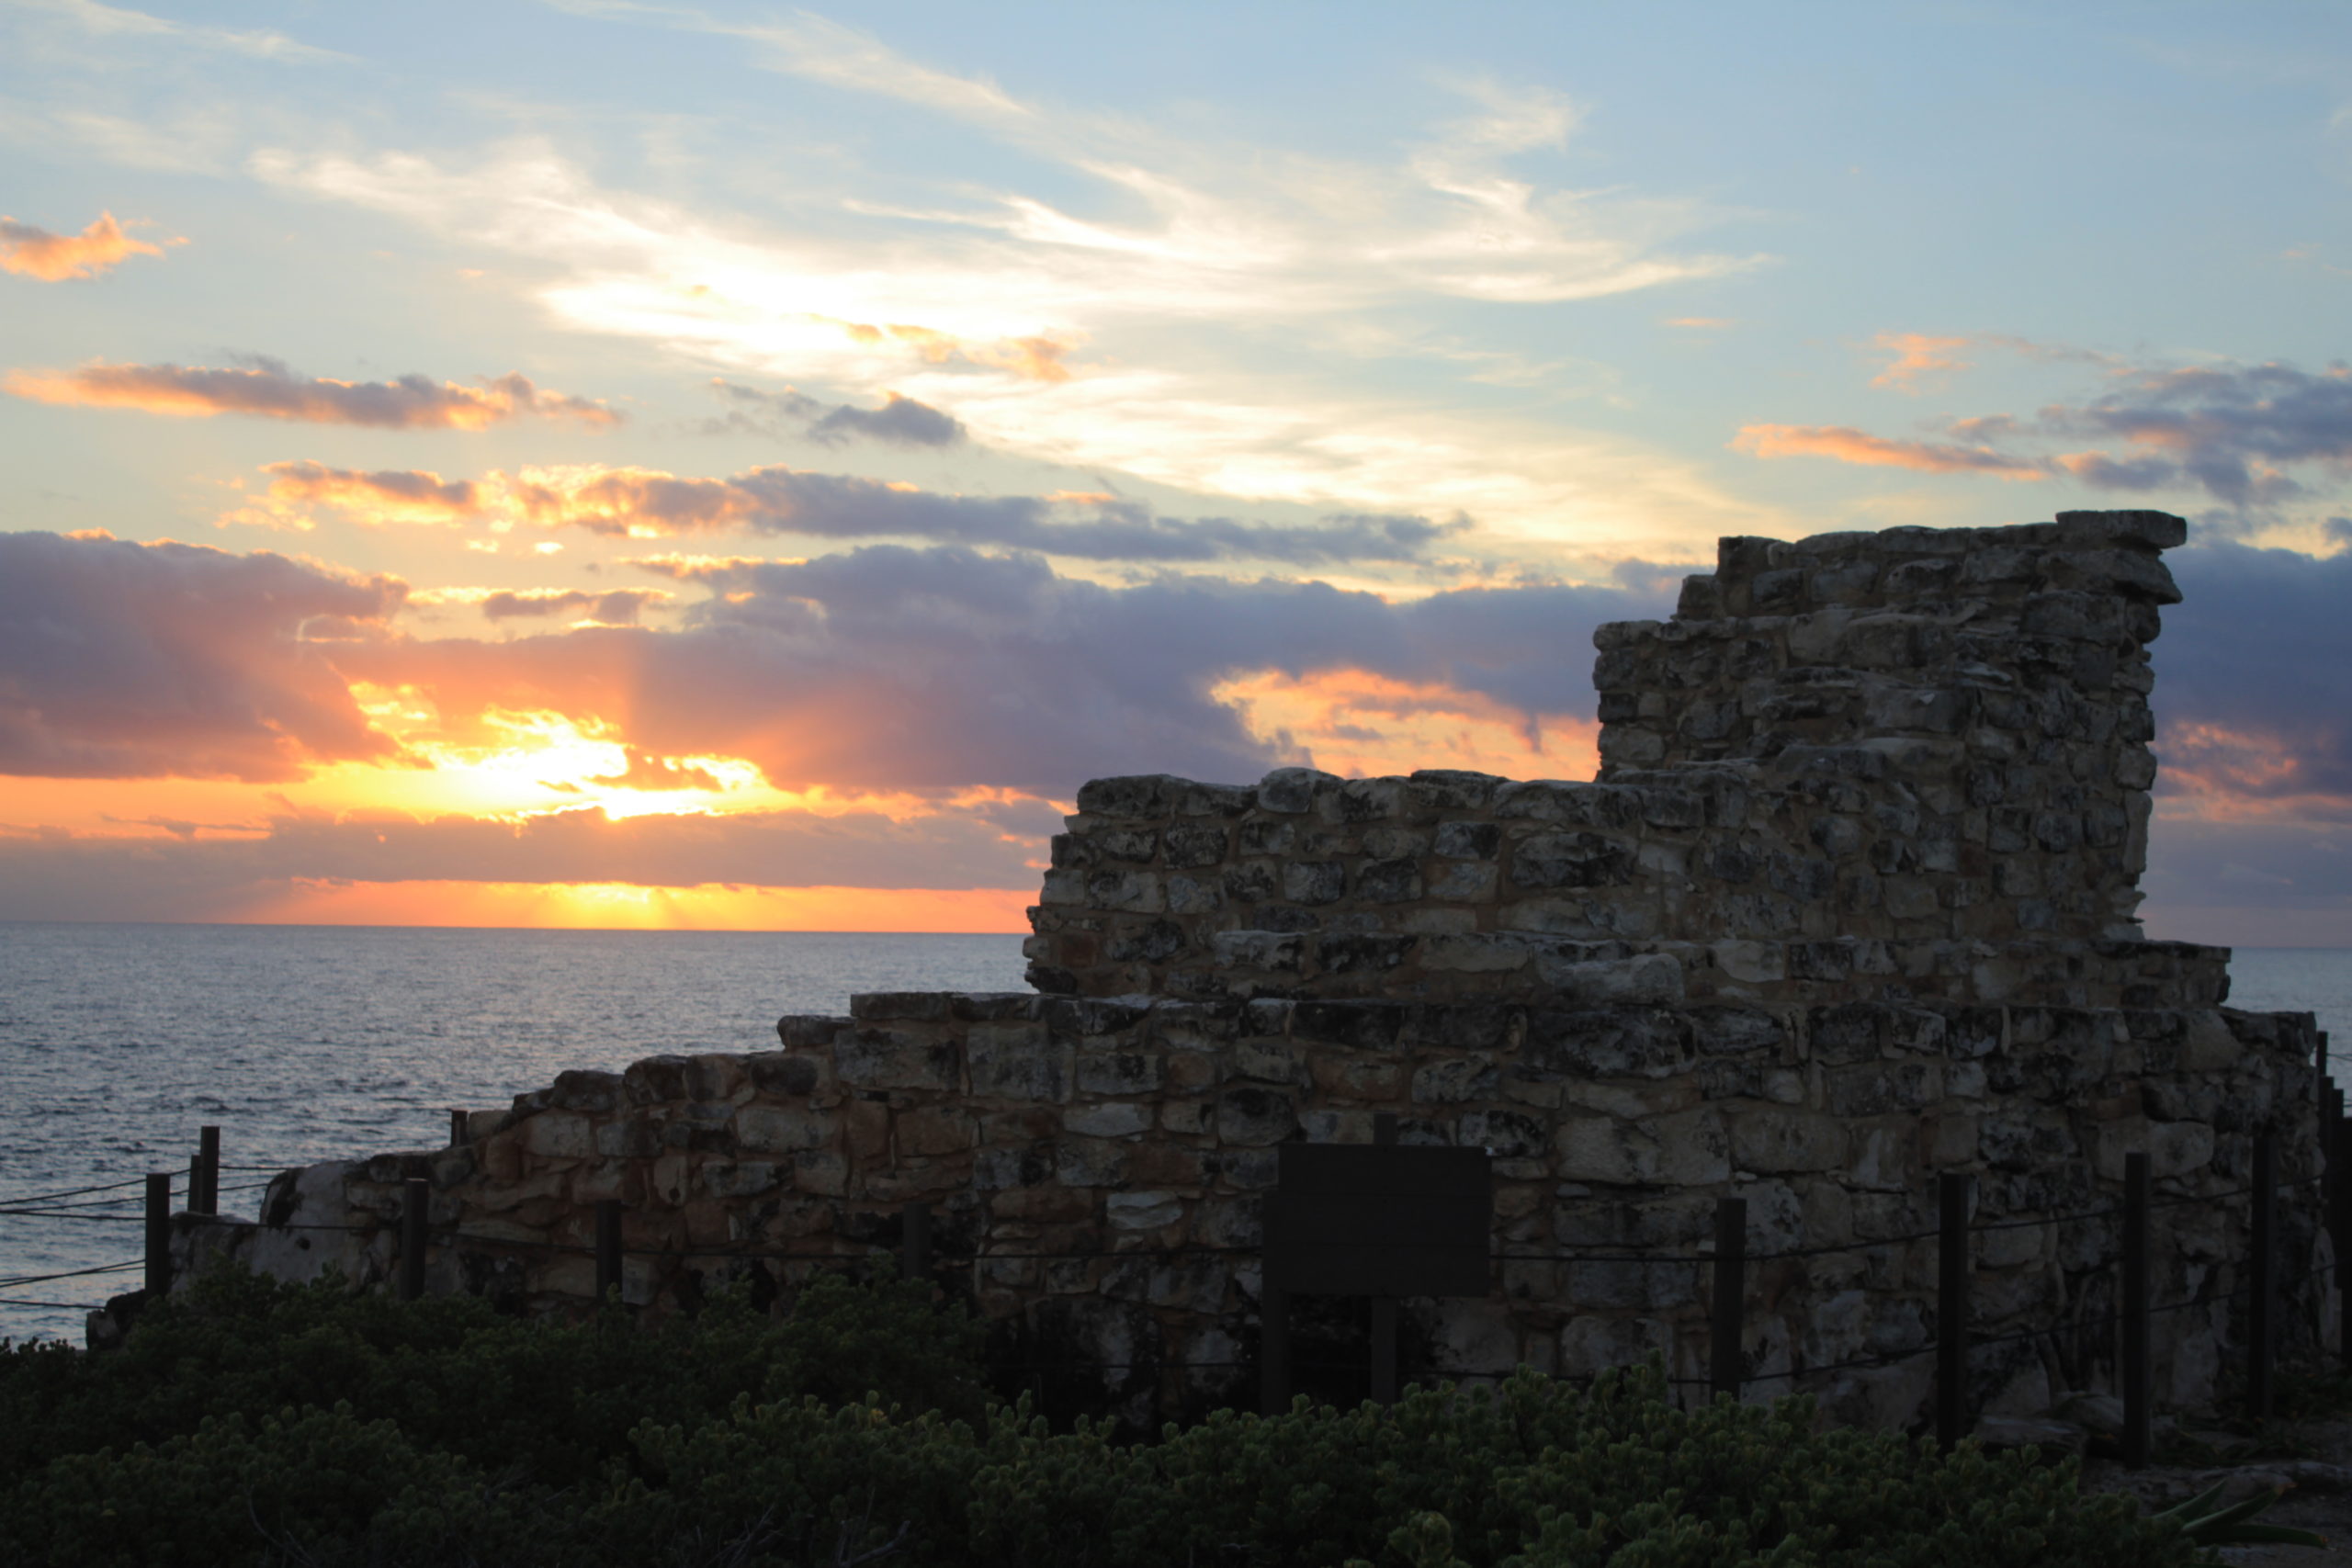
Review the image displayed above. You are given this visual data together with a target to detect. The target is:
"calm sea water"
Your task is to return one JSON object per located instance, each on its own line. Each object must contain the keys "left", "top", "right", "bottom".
{"left": 2, "top": 927, "right": 2346, "bottom": 1345}
{"left": 0, "top": 924, "right": 1027, "bottom": 1343}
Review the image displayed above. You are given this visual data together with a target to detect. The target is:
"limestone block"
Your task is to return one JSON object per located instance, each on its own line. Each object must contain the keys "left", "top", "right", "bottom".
{"left": 833, "top": 1031, "right": 959, "bottom": 1092}
{"left": 1056, "top": 1139, "right": 1131, "bottom": 1186}
{"left": 1258, "top": 767, "right": 1337, "bottom": 814}
{"left": 1107, "top": 1190, "right": 1184, "bottom": 1230}
{"left": 1536, "top": 953, "right": 1685, "bottom": 1006}
{"left": 967, "top": 1023, "right": 1072, "bottom": 1101}
{"left": 1423, "top": 1298, "right": 1521, "bottom": 1375}
{"left": 1232, "top": 1035, "right": 1302, "bottom": 1085}
{"left": 1824, "top": 1062, "right": 1940, "bottom": 1117}
{"left": 1075, "top": 1050, "right": 1163, "bottom": 1096}
{"left": 1283, "top": 861, "right": 1347, "bottom": 905}
{"left": 790, "top": 1146, "right": 846, "bottom": 1194}
{"left": 1216, "top": 1086, "right": 1297, "bottom": 1145}
{"left": 1510, "top": 831, "right": 1635, "bottom": 890}
{"left": 522, "top": 1112, "right": 594, "bottom": 1160}
{"left": 1166, "top": 822, "right": 1241, "bottom": 869}
{"left": 1712, "top": 941, "right": 1786, "bottom": 984}
{"left": 1085, "top": 869, "right": 1166, "bottom": 913}
{"left": 1729, "top": 1110, "right": 1848, "bottom": 1173}
{"left": 1421, "top": 934, "right": 1532, "bottom": 973}
{"left": 896, "top": 1108, "right": 977, "bottom": 1155}
{"left": 736, "top": 1106, "right": 835, "bottom": 1154}
{"left": 1522, "top": 1008, "right": 1691, "bottom": 1080}
{"left": 1358, "top": 858, "right": 1425, "bottom": 903}
{"left": 1167, "top": 876, "right": 1224, "bottom": 915}
{"left": 2096, "top": 1118, "right": 2214, "bottom": 1179}
{"left": 1429, "top": 863, "right": 1498, "bottom": 901}
{"left": 700, "top": 1161, "right": 782, "bottom": 1199}
{"left": 1557, "top": 1314, "right": 1671, "bottom": 1379}
{"left": 1555, "top": 1108, "right": 1727, "bottom": 1185}
{"left": 1064, "top": 1102, "right": 1153, "bottom": 1138}
{"left": 1412, "top": 1056, "right": 1499, "bottom": 1102}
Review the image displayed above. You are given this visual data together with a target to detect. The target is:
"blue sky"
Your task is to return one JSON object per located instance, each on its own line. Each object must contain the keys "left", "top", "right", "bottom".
{"left": 3, "top": 0, "right": 2349, "bottom": 938}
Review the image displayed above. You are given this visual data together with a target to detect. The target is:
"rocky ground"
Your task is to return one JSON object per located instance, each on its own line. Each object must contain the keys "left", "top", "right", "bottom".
{"left": 1986, "top": 1395, "right": 2352, "bottom": 1564}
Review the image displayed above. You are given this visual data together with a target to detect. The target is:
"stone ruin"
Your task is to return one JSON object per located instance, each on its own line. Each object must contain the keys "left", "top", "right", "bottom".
{"left": 183, "top": 509, "right": 2330, "bottom": 1435}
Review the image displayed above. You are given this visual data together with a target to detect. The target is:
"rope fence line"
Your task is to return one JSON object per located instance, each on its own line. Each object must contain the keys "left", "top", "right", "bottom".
{"left": 0, "top": 1259, "right": 144, "bottom": 1291}
{"left": 7, "top": 1113, "right": 2352, "bottom": 1466}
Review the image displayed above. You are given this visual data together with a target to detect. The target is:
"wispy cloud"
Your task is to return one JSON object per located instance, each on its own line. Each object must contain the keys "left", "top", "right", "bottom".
{"left": 1732, "top": 423, "right": 2044, "bottom": 477}
{"left": 699, "top": 380, "right": 967, "bottom": 446}
{"left": 1739, "top": 357, "right": 2352, "bottom": 514}
{"left": 7, "top": 358, "right": 621, "bottom": 429}
{"left": 257, "top": 455, "right": 1476, "bottom": 565}
{"left": 241, "top": 31, "right": 1775, "bottom": 553}
{"left": 0, "top": 210, "right": 166, "bottom": 280}
{"left": 10, "top": 0, "right": 348, "bottom": 62}
{"left": 1869, "top": 331, "right": 1973, "bottom": 391}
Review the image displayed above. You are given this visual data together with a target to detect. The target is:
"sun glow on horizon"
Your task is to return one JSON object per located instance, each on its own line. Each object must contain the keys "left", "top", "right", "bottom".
{"left": 226, "top": 878, "right": 1034, "bottom": 931}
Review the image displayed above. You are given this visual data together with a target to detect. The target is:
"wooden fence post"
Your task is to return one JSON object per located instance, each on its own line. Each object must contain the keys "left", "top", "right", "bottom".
{"left": 2121, "top": 1152, "right": 2150, "bottom": 1468}
{"left": 1711, "top": 1196, "right": 1747, "bottom": 1402}
{"left": 400, "top": 1177, "right": 427, "bottom": 1303}
{"left": 902, "top": 1201, "right": 932, "bottom": 1281}
{"left": 2333, "top": 1088, "right": 2352, "bottom": 1368}
{"left": 143, "top": 1171, "right": 171, "bottom": 1296}
{"left": 1260, "top": 1282, "right": 1291, "bottom": 1416}
{"left": 193, "top": 1126, "right": 220, "bottom": 1215}
{"left": 595, "top": 1200, "right": 622, "bottom": 1302}
{"left": 1937, "top": 1171, "right": 1973, "bottom": 1450}
{"left": 2250, "top": 1133, "right": 2277, "bottom": 1421}
{"left": 1369, "top": 1112, "right": 1400, "bottom": 1404}
{"left": 449, "top": 1109, "right": 469, "bottom": 1147}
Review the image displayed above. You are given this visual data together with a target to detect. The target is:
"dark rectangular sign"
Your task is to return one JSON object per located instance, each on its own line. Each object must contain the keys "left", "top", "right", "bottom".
{"left": 1264, "top": 1143, "right": 1491, "bottom": 1298}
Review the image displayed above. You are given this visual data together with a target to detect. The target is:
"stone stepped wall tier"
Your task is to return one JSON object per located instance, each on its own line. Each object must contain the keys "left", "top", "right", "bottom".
{"left": 1024, "top": 511, "right": 2218, "bottom": 1010}
{"left": 189, "top": 989, "right": 2326, "bottom": 1436}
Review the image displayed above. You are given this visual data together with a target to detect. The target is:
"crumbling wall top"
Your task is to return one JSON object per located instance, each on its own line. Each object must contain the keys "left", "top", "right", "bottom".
{"left": 1024, "top": 513, "right": 2211, "bottom": 1011}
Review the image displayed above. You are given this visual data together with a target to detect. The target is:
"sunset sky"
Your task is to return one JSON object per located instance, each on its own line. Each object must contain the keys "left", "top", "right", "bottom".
{"left": 3, "top": 1, "right": 2349, "bottom": 942}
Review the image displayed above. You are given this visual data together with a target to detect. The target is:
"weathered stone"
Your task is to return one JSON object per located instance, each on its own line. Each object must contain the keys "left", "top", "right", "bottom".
{"left": 1216, "top": 1086, "right": 1296, "bottom": 1145}
{"left": 736, "top": 1106, "right": 834, "bottom": 1153}
{"left": 1729, "top": 1110, "right": 1848, "bottom": 1173}
{"left": 1063, "top": 1102, "right": 1153, "bottom": 1138}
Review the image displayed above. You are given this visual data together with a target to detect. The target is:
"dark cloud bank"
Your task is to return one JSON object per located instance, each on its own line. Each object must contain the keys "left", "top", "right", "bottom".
{"left": 7, "top": 530, "right": 2352, "bottom": 928}
{"left": 0, "top": 531, "right": 405, "bottom": 781}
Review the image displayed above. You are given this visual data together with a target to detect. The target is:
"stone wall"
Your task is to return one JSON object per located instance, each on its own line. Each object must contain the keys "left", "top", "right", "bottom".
{"left": 1023, "top": 510, "right": 2221, "bottom": 1010}
{"left": 212, "top": 989, "right": 2324, "bottom": 1433}
{"left": 173, "top": 511, "right": 2334, "bottom": 1437}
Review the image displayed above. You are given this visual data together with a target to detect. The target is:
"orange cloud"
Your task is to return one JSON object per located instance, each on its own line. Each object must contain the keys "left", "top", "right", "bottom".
{"left": 1733, "top": 423, "right": 2045, "bottom": 478}
{"left": 0, "top": 212, "right": 166, "bottom": 281}
{"left": 829, "top": 317, "right": 1078, "bottom": 381}
{"left": 481, "top": 588, "right": 673, "bottom": 626}
{"left": 6, "top": 361, "right": 620, "bottom": 429}
{"left": 586, "top": 747, "right": 723, "bottom": 792}
{"left": 1215, "top": 667, "right": 1600, "bottom": 782}
{"left": 263, "top": 460, "right": 480, "bottom": 521}
{"left": 1870, "top": 331, "right": 1973, "bottom": 391}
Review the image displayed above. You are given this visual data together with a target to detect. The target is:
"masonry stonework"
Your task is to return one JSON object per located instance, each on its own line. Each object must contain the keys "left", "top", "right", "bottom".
{"left": 187, "top": 511, "right": 2331, "bottom": 1437}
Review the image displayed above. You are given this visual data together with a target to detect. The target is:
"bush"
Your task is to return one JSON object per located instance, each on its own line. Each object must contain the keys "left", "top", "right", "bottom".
{"left": 0, "top": 1269, "right": 2204, "bottom": 1567}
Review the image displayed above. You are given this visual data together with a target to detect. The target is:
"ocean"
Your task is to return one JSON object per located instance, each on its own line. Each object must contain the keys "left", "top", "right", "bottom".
{"left": 2, "top": 925, "right": 2347, "bottom": 1345}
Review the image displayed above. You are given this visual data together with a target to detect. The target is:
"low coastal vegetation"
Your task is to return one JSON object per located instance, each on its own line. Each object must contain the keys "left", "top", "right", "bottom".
{"left": 0, "top": 1269, "right": 2216, "bottom": 1566}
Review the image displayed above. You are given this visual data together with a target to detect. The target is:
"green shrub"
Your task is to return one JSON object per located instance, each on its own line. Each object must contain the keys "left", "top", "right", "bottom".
{"left": 0, "top": 1271, "right": 2211, "bottom": 1567}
